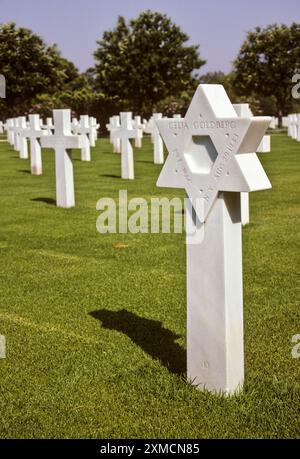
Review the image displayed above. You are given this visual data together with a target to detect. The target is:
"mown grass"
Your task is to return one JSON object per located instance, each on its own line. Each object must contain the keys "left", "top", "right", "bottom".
{"left": 0, "top": 133, "right": 299, "bottom": 438}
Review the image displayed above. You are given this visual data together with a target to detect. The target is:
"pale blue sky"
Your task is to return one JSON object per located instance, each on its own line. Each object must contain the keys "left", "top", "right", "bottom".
{"left": 1, "top": 0, "right": 299, "bottom": 73}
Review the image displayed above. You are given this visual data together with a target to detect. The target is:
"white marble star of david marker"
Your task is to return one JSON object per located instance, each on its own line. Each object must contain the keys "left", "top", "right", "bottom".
{"left": 156, "top": 84, "right": 271, "bottom": 222}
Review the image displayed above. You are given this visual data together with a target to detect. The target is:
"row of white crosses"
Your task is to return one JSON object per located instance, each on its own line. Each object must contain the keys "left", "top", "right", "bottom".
{"left": 107, "top": 114, "right": 144, "bottom": 153}
{"left": 106, "top": 116, "right": 121, "bottom": 153}
{"left": 287, "top": 113, "right": 300, "bottom": 141}
{"left": 156, "top": 84, "right": 272, "bottom": 394}
{"left": 111, "top": 113, "right": 139, "bottom": 180}
{"left": 106, "top": 111, "right": 170, "bottom": 179}
{"left": 106, "top": 111, "right": 202, "bottom": 180}
{"left": 5, "top": 111, "right": 99, "bottom": 207}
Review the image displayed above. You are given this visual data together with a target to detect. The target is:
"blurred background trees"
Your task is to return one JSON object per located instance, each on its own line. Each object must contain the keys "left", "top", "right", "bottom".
{"left": 92, "top": 11, "right": 205, "bottom": 117}
{"left": 233, "top": 23, "right": 300, "bottom": 126}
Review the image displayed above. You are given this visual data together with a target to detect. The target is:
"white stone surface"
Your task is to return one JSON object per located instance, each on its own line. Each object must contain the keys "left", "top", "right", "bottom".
{"left": 22, "top": 114, "right": 44, "bottom": 175}
{"left": 282, "top": 116, "right": 289, "bottom": 128}
{"left": 11, "top": 118, "right": 20, "bottom": 151}
{"left": 72, "top": 118, "right": 79, "bottom": 132}
{"left": 156, "top": 84, "right": 271, "bottom": 394}
{"left": 186, "top": 192, "right": 244, "bottom": 394}
{"left": 46, "top": 117, "right": 54, "bottom": 135}
{"left": 111, "top": 112, "right": 138, "bottom": 179}
{"left": 17, "top": 117, "right": 29, "bottom": 159}
{"left": 153, "top": 113, "right": 164, "bottom": 164}
{"left": 40, "top": 109, "right": 84, "bottom": 208}
{"left": 0, "top": 121, "right": 3, "bottom": 134}
{"left": 6, "top": 119, "right": 14, "bottom": 145}
{"left": 288, "top": 114, "right": 298, "bottom": 138}
{"left": 157, "top": 87, "right": 271, "bottom": 223}
{"left": 257, "top": 135, "right": 271, "bottom": 152}
{"left": 134, "top": 116, "right": 143, "bottom": 148}
{"left": 111, "top": 116, "right": 121, "bottom": 153}
{"left": 89, "top": 117, "right": 98, "bottom": 147}
{"left": 240, "top": 192, "right": 250, "bottom": 226}
{"left": 233, "top": 104, "right": 271, "bottom": 225}
{"left": 144, "top": 116, "right": 155, "bottom": 143}
{"left": 293, "top": 114, "right": 298, "bottom": 139}
{"left": 106, "top": 117, "right": 114, "bottom": 144}
{"left": 269, "top": 116, "right": 278, "bottom": 129}
{"left": 233, "top": 103, "right": 252, "bottom": 118}
{"left": 74, "top": 115, "right": 92, "bottom": 161}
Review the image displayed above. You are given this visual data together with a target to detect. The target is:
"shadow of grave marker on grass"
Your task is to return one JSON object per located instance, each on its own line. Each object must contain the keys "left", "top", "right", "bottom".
{"left": 89, "top": 309, "right": 186, "bottom": 375}
{"left": 31, "top": 197, "right": 57, "bottom": 206}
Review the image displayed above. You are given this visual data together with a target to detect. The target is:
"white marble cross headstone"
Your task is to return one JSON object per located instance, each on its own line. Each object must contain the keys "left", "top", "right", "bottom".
{"left": 45, "top": 117, "right": 54, "bottom": 136}
{"left": 153, "top": 113, "right": 164, "bottom": 164}
{"left": 10, "top": 118, "right": 21, "bottom": 151}
{"left": 156, "top": 84, "right": 271, "bottom": 394}
{"left": 106, "top": 117, "right": 114, "bottom": 145}
{"left": 22, "top": 114, "right": 44, "bottom": 175}
{"left": 269, "top": 116, "right": 277, "bottom": 129}
{"left": 17, "top": 117, "right": 29, "bottom": 159}
{"left": 88, "top": 117, "right": 98, "bottom": 147}
{"left": 297, "top": 114, "right": 300, "bottom": 142}
{"left": 40, "top": 109, "right": 84, "bottom": 208}
{"left": 144, "top": 116, "right": 155, "bottom": 143}
{"left": 111, "top": 112, "right": 138, "bottom": 179}
{"left": 293, "top": 114, "right": 298, "bottom": 139}
{"left": 288, "top": 114, "right": 298, "bottom": 138}
{"left": 72, "top": 118, "right": 79, "bottom": 132}
{"left": 134, "top": 116, "right": 143, "bottom": 148}
{"left": 111, "top": 116, "right": 121, "bottom": 153}
{"left": 74, "top": 115, "right": 92, "bottom": 161}
{"left": 6, "top": 119, "right": 14, "bottom": 145}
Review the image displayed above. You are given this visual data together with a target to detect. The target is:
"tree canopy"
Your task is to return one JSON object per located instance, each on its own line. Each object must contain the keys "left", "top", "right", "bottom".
{"left": 93, "top": 11, "right": 205, "bottom": 116}
{"left": 0, "top": 22, "right": 81, "bottom": 117}
{"left": 233, "top": 23, "right": 300, "bottom": 123}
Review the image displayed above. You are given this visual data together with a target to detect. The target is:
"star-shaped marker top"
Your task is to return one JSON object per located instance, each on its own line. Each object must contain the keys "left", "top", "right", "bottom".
{"left": 156, "top": 84, "right": 271, "bottom": 222}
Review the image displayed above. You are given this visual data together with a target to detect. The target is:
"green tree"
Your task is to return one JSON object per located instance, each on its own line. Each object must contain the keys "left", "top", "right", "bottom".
{"left": 93, "top": 11, "right": 205, "bottom": 117}
{"left": 0, "top": 22, "right": 81, "bottom": 117}
{"left": 233, "top": 23, "right": 300, "bottom": 125}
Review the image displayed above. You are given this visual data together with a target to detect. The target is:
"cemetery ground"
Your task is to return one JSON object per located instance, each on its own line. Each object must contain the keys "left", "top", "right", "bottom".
{"left": 0, "top": 133, "right": 299, "bottom": 439}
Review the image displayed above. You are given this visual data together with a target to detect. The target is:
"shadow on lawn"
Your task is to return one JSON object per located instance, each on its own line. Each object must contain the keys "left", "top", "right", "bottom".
{"left": 101, "top": 174, "right": 121, "bottom": 179}
{"left": 19, "top": 169, "right": 31, "bottom": 174}
{"left": 90, "top": 308, "right": 186, "bottom": 375}
{"left": 31, "top": 197, "right": 56, "bottom": 206}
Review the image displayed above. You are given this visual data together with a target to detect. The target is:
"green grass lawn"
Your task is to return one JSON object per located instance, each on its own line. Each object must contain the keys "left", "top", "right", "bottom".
{"left": 0, "top": 133, "right": 299, "bottom": 438}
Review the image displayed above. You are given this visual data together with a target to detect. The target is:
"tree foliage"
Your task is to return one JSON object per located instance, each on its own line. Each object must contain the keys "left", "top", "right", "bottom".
{"left": 93, "top": 11, "right": 205, "bottom": 116}
{"left": 0, "top": 22, "right": 81, "bottom": 117}
{"left": 233, "top": 23, "right": 300, "bottom": 123}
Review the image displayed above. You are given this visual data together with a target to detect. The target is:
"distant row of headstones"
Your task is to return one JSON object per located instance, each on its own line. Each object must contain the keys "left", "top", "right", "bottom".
{"left": 0, "top": 112, "right": 100, "bottom": 207}
{"left": 0, "top": 109, "right": 174, "bottom": 208}
{"left": 286, "top": 113, "right": 300, "bottom": 140}
{"left": 0, "top": 103, "right": 277, "bottom": 225}
{"left": 105, "top": 112, "right": 169, "bottom": 179}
